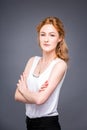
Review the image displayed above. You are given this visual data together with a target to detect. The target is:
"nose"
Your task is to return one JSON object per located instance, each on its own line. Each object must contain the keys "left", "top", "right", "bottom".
{"left": 44, "top": 36, "right": 49, "bottom": 42}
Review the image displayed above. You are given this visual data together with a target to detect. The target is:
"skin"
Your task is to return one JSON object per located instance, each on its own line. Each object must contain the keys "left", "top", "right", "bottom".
{"left": 14, "top": 24, "right": 67, "bottom": 105}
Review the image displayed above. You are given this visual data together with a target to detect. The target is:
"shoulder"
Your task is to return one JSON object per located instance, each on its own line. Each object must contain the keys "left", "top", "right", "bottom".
{"left": 24, "top": 56, "right": 41, "bottom": 74}
{"left": 52, "top": 58, "right": 67, "bottom": 74}
{"left": 56, "top": 58, "right": 67, "bottom": 68}
{"left": 26, "top": 56, "right": 35, "bottom": 66}
{"left": 48, "top": 58, "right": 67, "bottom": 83}
{"left": 23, "top": 56, "right": 36, "bottom": 74}
{"left": 26, "top": 56, "right": 40, "bottom": 66}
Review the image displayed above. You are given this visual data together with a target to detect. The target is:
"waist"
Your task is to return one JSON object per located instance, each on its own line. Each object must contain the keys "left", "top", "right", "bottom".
{"left": 26, "top": 115, "right": 60, "bottom": 128}
{"left": 26, "top": 104, "right": 58, "bottom": 118}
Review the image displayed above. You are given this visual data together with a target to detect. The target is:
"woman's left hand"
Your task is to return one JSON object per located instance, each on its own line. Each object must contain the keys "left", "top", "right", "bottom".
{"left": 17, "top": 72, "right": 28, "bottom": 94}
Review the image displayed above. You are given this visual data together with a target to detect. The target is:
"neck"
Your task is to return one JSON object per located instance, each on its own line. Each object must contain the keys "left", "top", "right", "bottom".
{"left": 41, "top": 52, "right": 57, "bottom": 63}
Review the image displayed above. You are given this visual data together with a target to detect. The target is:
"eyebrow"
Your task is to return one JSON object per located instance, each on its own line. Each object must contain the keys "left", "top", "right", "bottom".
{"left": 40, "top": 31, "right": 56, "bottom": 34}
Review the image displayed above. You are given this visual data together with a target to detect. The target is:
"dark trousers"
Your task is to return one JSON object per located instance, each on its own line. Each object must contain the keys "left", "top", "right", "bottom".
{"left": 26, "top": 116, "right": 61, "bottom": 130}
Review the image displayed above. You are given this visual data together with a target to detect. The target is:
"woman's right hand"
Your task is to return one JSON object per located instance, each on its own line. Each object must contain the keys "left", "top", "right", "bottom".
{"left": 39, "top": 81, "right": 48, "bottom": 92}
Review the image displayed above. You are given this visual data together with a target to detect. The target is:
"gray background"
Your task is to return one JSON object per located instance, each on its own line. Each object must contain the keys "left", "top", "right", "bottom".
{"left": 0, "top": 0, "right": 87, "bottom": 130}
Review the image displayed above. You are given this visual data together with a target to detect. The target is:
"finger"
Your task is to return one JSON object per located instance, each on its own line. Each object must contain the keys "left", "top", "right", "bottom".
{"left": 23, "top": 72, "right": 27, "bottom": 78}
{"left": 40, "top": 82, "right": 48, "bottom": 89}
{"left": 20, "top": 75, "right": 25, "bottom": 86}
{"left": 39, "top": 89, "right": 45, "bottom": 92}
{"left": 17, "top": 83, "right": 19, "bottom": 87}
{"left": 45, "top": 82, "right": 48, "bottom": 86}
{"left": 39, "top": 85, "right": 48, "bottom": 91}
{"left": 23, "top": 71, "right": 26, "bottom": 75}
{"left": 17, "top": 83, "right": 21, "bottom": 89}
{"left": 20, "top": 75, "right": 24, "bottom": 81}
{"left": 19, "top": 78, "right": 22, "bottom": 83}
{"left": 41, "top": 85, "right": 48, "bottom": 89}
{"left": 18, "top": 80, "right": 21, "bottom": 85}
{"left": 23, "top": 73, "right": 27, "bottom": 87}
{"left": 45, "top": 80, "right": 48, "bottom": 83}
{"left": 44, "top": 81, "right": 48, "bottom": 85}
{"left": 18, "top": 79, "right": 20, "bottom": 83}
{"left": 43, "top": 82, "right": 48, "bottom": 87}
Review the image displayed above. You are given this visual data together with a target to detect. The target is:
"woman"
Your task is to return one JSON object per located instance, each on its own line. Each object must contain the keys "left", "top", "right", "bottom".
{"left": 14, "top": 16, "right": 69, "bottom": 130}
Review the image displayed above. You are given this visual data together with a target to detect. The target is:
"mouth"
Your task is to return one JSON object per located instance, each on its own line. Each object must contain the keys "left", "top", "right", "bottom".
{"left": 43, "top": 43, "right": 50, "bottom": 46}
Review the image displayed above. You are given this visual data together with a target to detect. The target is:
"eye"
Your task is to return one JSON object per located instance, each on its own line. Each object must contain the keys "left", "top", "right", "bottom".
{"left": 40, "top": 33, "right": 45, "bottom": 36}
{"left": 50, "top": 34, "right": 55, "bottom": 37}
{"left": 49, "top": 32, "right": 56, "bottom": 37}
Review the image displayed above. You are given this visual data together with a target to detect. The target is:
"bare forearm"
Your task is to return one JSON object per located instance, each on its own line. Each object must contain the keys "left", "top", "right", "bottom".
{"left": 16, "top": 73, "right": 49, "bottom": 104}
{"left": 14, "top": 88, "right": 29, "bottom": 103}
{"left": 20, "top": 87, "right": 49, "bottom": 105}
{"left": 21, "top": 89, "right": 39, "bottom": 104}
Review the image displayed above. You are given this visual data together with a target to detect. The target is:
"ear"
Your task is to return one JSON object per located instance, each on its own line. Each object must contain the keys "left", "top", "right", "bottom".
{"left": 58, "top": 37, "right": 62, "bottom": 42}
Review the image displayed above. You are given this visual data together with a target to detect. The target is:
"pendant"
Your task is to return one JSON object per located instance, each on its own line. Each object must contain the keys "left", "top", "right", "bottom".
{"left": 32, "top": 73, "right": 39, "bottom": 78}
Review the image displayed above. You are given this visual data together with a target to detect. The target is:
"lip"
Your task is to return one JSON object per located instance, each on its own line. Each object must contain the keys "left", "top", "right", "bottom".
{"left": 43, "top": 43, "right": 50, "bottom": 46}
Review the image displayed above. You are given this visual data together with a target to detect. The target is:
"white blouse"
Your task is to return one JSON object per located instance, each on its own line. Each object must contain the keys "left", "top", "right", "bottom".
{"left": 26, "top": 56, "right": 66, "bottom": 118}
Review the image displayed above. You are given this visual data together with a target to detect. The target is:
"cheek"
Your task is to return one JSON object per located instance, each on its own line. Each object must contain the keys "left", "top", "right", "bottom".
{"left": 39, "top": 37, "right": 43, "bottom": 43}
{"left": 52, "top": 39, "right": 58, "bottom": 46}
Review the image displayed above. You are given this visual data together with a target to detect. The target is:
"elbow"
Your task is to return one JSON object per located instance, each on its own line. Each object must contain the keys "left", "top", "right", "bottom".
{"left": 14, "top": 93, "right": 18, "bottom": 101}
{"left": 14, "top": 89, "right": 21, "bottom": 102}
{"left": 14, "top": 92, "right": 19, "bottom": 101}
{"left": 35, "top": 100, "right": 44, "bottom": 105}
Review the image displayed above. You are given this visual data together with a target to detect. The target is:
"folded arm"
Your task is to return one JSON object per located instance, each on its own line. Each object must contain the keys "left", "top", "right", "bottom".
{"left": 15, "top": 58, "right": 67, "bottom": 105}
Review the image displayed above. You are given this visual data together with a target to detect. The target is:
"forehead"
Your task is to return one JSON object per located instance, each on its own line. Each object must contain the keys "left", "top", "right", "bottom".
{"left": 40, "top": 24, "right": 57, "bottom": 33}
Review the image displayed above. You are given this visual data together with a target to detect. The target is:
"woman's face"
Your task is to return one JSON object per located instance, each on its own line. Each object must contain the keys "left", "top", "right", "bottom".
{"left": 39, "top": 24, "right": 61, "bottom": 53}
